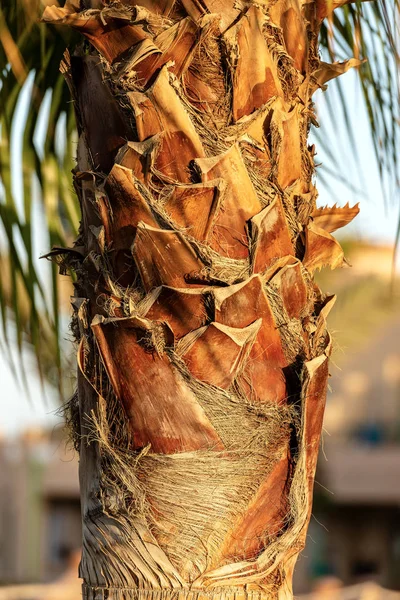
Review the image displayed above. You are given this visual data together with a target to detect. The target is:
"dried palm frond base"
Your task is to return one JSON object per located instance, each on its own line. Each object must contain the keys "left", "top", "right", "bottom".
{"left": 44, "top": 0, "right": 360, "bottom": 598}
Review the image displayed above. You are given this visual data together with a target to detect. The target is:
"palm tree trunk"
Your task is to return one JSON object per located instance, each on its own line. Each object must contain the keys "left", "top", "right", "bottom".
{"left": 44, "top": 1, "right": 360, "bottom": 598}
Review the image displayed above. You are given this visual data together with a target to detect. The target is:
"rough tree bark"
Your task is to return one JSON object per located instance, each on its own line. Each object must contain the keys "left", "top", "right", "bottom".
{"left": 43, "top": 0, "right": 361, "bottom": 598}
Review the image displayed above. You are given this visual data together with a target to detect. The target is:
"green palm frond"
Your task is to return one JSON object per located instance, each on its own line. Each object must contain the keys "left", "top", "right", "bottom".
{"left": 0, "top": 0, "right": 398, "bottom": 390}
{"left": 0, "top": 1, "right": 79, "bottom": 391}
{"left": 315, "top": 1, "right": 400, "bottom": 200}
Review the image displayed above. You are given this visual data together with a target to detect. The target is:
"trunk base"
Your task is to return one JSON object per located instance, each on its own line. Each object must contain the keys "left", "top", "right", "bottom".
{"left": 82, "top": 585, "right": 280, "bottom": 600}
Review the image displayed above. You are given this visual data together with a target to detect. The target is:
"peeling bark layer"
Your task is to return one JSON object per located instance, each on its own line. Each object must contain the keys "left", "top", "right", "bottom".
{"left": 43, "top": 1, "right": 360, "bottom": 598}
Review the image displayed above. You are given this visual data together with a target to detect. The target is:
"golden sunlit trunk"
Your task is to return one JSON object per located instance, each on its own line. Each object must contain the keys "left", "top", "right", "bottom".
{"left": 43, "top": 0, "right": 360, "bottom": 598}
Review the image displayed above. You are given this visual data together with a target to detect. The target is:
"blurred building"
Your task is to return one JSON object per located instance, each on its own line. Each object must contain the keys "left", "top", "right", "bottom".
{"left": 0, "top": 428, "right": 80, "bottom": 584}
{"left": 295, "top": 244, "right": 400, "bottom": 592}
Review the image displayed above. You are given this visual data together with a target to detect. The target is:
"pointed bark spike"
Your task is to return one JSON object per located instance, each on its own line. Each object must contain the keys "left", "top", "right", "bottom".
{"left": 311, "top": 203, "right": 360, "bottom": 232}
{"left": 141, "top": 286, "right": 208, "bottom": 339}
{"left": 312, "top": 294, "right": 336, "bottom": 356}
{"left": 213, "top": 275, "right": 288, "bottom": 404}
{"left": 70, "top": 55, "right": 134, "bottom": 172}
{"left": 121, "top": 18, "right": 202, "bottom": 89}
{"left": 303, "top": 223, "right": 345, "bottom": 272}
{"left": 129, "top": 67, "right": 205, "bottom": 182}
{"left": 194, "top": 144, "right": 262, "bottom": 259}
{"left": 249, "top": 196, "right": 294, "bottom": 274}
{"left": 319, "top": 294, "right": 337, "bottom": 321}
{"left": 163, "top": 179, "right": 224, "bottom": 242}
{"left": 103, "top": 164, "right": 157, "bottom": 283}
{"left": 269, "top": 0, "right": 308, "bottom": 72}
{"left": 227, "top": 6, "right": 283, "bottom": 122}
{"left": 262, "top": 254, "right": 298, "bottom": 281}
{"left": 236, "top": 108, "right": 273, "bottom": 179}
{"left": 178, "top": 320, "right": 262, "bottom": 389}
{"left": 240, "top": 105, "right": 272, "bottom": 148}
{"left": 269, "top": 259, "right": 308, "bottom": 319}
{"left": 298, "top": 354, "right": 329, "bottom": 541}
{"left": 271, "top": 101, "right": 303, "bottom": 189}
{"left": 92, "top": 315, "right": 223, "bottom": 453}
{"left": 132, "top": 223, "right": 206, "bottom": 291}
{"left": 115, "top": 136, "right": 162, "bottom": 184}
{"left": 313, "top": 59, "right": 365, "bottom": 89}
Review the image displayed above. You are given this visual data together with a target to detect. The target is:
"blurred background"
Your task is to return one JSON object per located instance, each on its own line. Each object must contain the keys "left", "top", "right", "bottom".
{"left": 0, "top": 1, "right": 400, "bottom": 598}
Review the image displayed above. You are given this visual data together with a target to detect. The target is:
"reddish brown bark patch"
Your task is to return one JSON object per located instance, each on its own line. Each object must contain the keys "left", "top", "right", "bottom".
{"left": 213, "top": 275, "right": 288, "bottom": 404}
{"left": 249, "top": 197, "right": 294, "bottom": 274}
{"left": 142, "top": 287, "right": 208, "bottom": 339}
{"left": 92, "top": 315, "right": 223, "bottom": 453}
{"left": 132, "top": 223, "right": 206, "bottom": 291}
{"left": 164, "top": 181, "right": 223, "bottom": 242}
{"left": 178, "top": 320, "right": 261, "bottom": 389}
